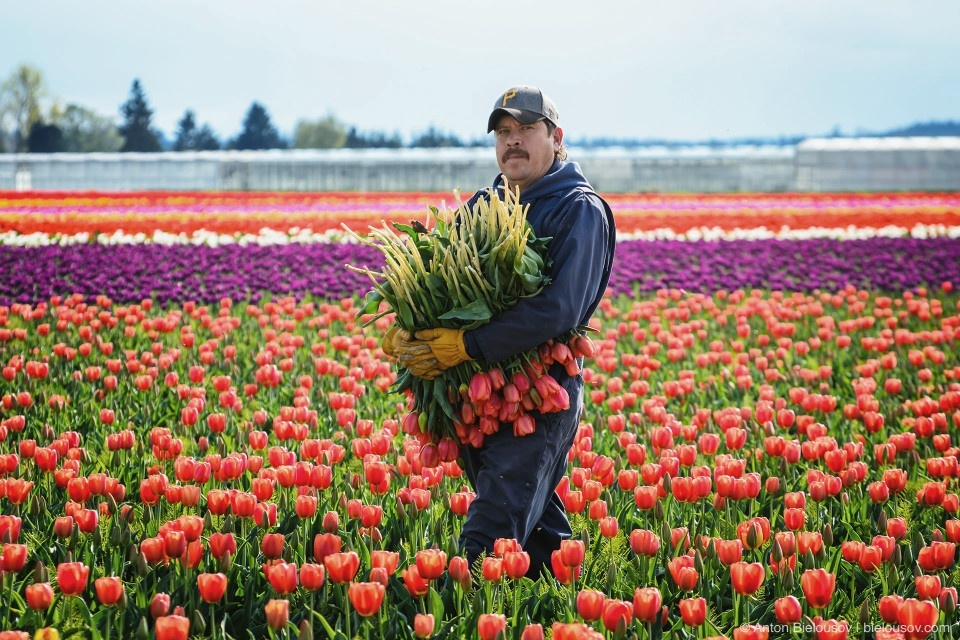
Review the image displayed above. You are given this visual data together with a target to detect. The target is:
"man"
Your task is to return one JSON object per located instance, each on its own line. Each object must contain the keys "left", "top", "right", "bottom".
{"left": 388, "top": 86, "right": 616, "bottom": 579}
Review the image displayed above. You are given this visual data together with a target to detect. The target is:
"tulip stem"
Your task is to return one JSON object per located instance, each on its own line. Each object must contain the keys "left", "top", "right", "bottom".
{"left": 343, "top": 584, "right": 352, "bottom": 640}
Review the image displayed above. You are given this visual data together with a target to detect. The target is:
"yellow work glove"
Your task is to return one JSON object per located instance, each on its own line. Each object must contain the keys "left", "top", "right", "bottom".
{"left": 392, "top": 332, "right": 444, "bottom": 379}
{"left": 414, "top": 328, "right": 473, "bottom": 370}
{"left": 381, "top": 325, "right": 409, "bottom": 357}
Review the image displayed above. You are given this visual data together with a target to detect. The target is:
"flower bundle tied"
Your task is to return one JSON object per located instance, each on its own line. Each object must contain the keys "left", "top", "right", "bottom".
{"left": 346, "top": 186, "right": 595, "bottom": 461}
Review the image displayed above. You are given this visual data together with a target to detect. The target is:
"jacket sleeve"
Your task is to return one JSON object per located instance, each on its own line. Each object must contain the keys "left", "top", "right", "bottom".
{"left": 464, "top": 190, "right": 611, "bottom": 364}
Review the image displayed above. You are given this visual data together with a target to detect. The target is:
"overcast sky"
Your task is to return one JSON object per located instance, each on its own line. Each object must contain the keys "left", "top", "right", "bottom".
{"left": 4, "top": 0, "right": 958, "bottom": 143}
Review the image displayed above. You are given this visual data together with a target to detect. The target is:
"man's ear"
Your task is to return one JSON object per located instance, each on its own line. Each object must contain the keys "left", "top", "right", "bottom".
{"left": 553, "top": 126, "right": 564, "bottom": 150}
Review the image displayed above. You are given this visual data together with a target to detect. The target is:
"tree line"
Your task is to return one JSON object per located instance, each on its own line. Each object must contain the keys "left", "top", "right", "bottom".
{"left": 2, "top": 64, "right": 957, "bottom": 154}
{"left": 0, "top": 65, "right": 480, "bottom": 153}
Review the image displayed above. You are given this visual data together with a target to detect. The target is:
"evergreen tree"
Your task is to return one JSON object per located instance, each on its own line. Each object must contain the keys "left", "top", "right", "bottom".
{"left": 174, "top": 109, "right": 220, "bottom": 151}
{"left": 119, "top": 79, "right": 161, "bottom": 152}
{"left": 27, "top": 121, "right": 63, "bottom": 152}
{"left": 231, "top": 102, "right": 285, "bottom": 150}
{"left": 193, "top": 124, "right": 220, "bottom": 151}
{"left": 173, "top": 109, "right": 197, "bottom": 151}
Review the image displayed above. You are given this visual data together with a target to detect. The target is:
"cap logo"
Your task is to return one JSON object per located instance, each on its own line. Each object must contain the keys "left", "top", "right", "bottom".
{"left": 501, "top": 89, "right": 517, "bottom": 106}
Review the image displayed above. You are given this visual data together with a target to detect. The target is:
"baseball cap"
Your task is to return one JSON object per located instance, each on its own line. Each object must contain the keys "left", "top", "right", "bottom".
{"left": 487, "top": 86, "right": 559, "bottom": 133}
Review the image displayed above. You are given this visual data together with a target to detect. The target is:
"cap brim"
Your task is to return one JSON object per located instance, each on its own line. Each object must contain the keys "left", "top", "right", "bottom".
{"left": 487, "top": 108, "right": 546, "bottom": 132}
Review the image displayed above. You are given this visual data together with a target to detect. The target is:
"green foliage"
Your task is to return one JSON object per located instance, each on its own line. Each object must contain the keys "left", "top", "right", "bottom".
{"left": 293, "top": 115, "right": 347, "bottom": 149}
{"left": 0, "top": 63, "right": 47, "bottom": 151}
{"left": 52, "top": 104, "right": 123, "bottom": 152}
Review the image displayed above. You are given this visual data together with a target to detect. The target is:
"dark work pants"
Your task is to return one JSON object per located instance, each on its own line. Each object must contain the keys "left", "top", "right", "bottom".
{"left": 458, "top": 370, "right": 583, "bottom": 580}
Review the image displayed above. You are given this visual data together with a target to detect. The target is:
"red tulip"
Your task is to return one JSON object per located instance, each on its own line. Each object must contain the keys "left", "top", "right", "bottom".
{"left": 57, "top": 562, "right": 89, "bottom": 597}
{"left": 313, "top": 532, "right": 342, "bottom": 563}
{"left": 265, "top": 599, "right": 289, "bottom": 631}
{"left": 775, "top": 595, "right": 802, "bottom": 623}
{"left": 299, "top": 563, "right": 325, "bottom": 591}
{"left": 370, "top": 550, "right": 400, "bottom": 575}
{"left": 629, "top": 529, "right": 660, "bottom": 557}
{"left": 448, "top": 555, "right": 472, "bottom": 589}
{"left": 858, "top": 545, "right": 883, "bottom": 572}
{"left": 348, "top": 581, "right": 386, "bottom": 617}
{"left": 150, "top": 593, "right": 171, "bottom": 618}
{"left": 482, "top": 557, "right": 503, "bottom": 583}
{"left": 25, "top": 583, "right": 54, "bottom": 610}
{"left": 414, "top": 613, "right": 435, "bottom": 638}
{"left": 550, "top": 550, "right": 582, "bottom": 585}
{"left": 730, "top": 562, "right": 765, "bottom": 595}
{"left": 1, "top": 543, "right": 27, "bottom": 573}
{"left": 0, "top": 515, "right": 21, "bottom": 543}
{"left": 402, "top": 564, "right": 430, "bottom": 598}
{"left": 715, "top": 539, "right": 744, "bottom": 565}
{"left": 520, "top": 623, "right": 544, "bottom": 640}
{"left": 679, "top": 597, "right": 707, "bottom": 626}
{"left": 878, "top": 594, "right": 904, "bottom": 624}
{"left": 197, "top": 572, "right": 227, "bottom": 603}
{"left": 503, "top": 551, "right": 531, "bottom": 580}
{"left": 801, "top": 569, "right": 836, "bottom": 609}
{"left": 209, "top": 532, "right": 236, "bottom": 559}
{"left": 94, "top": 576, "right": 124, "bottom": 606}
{"left": 324, "top": 551, "right": 360, "bottom": 583}
{"left": 478, "top": 613, "right": 507, "bottom": 640}
{"left": 261, "top": 533, "right": 285, "bottom": 559}
{"left": 667, "top": 555, "right": 699, "bottom": 590}
{"left": 633, "top": 587, "right": 662, "bottom": 622}
{"left": 811, "top": 616, "right": 848, "bottom": 640}
{"left": 155, "top": 615, "right": 190, "bottom": 640}
{"left": 601, "top": 598, "right": 633, "bottom": 632}
{"left": 415, "top": 548, "right": 447, "bottom": 581}
{"left": 558, "top": 539, "right": 585, "bottom": 567}
{"left": 266, "top": 561, "right": 298, "bottom": 594}
{"left": 733, "top": 624, "right": 769, "bottom": 640}
{"left": 576, "top": 589, "right": 605, "bottom": 621}
{"left": 295, "top": 494, "right": 317, "bottom": 519}
{"left": 915, "top": 574, "right": 941, "bottom": 600}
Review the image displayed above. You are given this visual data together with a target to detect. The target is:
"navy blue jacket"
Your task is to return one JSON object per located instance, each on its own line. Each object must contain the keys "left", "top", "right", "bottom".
{"left": 463, "top": 160, "right": 616, "bottom": 364}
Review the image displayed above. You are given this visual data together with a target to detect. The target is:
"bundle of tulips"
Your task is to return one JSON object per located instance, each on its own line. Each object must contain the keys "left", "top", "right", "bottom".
{"left": 346, "top": 186, "right": 595, "bottom": 459}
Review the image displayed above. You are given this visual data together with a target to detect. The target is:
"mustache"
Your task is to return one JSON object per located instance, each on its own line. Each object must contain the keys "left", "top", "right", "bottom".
{"left": 501, "top": 149, "right": 528, "bottom": 162}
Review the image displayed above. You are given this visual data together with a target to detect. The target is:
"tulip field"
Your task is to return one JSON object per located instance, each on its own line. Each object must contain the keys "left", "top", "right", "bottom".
{"left": 0, "top": 189, "right": 959, "bottom": 640}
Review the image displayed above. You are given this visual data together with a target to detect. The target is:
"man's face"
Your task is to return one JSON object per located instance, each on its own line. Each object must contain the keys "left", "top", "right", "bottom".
{"left": 493, "top": 115, "right": 562, "bottom": 193}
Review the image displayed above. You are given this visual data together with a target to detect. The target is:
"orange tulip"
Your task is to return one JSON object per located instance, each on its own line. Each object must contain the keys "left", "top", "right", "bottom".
{"left": 265, "top": 561, "right": 298, "bottom": 594}
{"left": 576, "top": 589, "right": 605, "bottom": 621}
{"left": 94, "top": 576, "right": 124, "bottom": 606}
{"left": 478, "top": 613, "right": 507, "bottom": 640}
{"left": 414, "top": 613, "right": 435, "bottom": 638}
{"left": 0, "top": 543, "right": 27, "bottom": 573}
{"left": 265, "top": 599, "right": 289, "bottom": 631}
{"left": 679, "top": 597, "right": 707, "bottom": 626}
{"left": 801, "top": 569, "right": 836, "bottom": 609}
{"left": 633, "top": 587, "right": 662, "bottom": 622}
{"left": 197, "top": 572, "right": 228, "bottom": 603}
{"left": 733, "top": 624, "right": 769, "bottom": 640}
{"left": 601, "top": 598, "right": 633, "bottom": 632}
{"left": 503, "top": 551, "right": 531, "bottom": 580}
{"left": 415, "top": 548, "right": 447, "bottom": 581}
{"left": 550, "top": 549, "right": 582, "bottom": 585}
{"left": 155, "top": 615, "right": 190, "bottom": 640}
{"left": 730, "top": 562, "right": 765, "bottom": 596}
{"left": 775, "top": 595, "right": 802, "bottom": 623}
{"left": 348, "top": 581, "right": 386, "bottom": 617}
{"left": 324, "top": 551, "right": 359, "bottom": 583}
{"left": 402, "top": 564, "right": 430, "bottom": 598}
